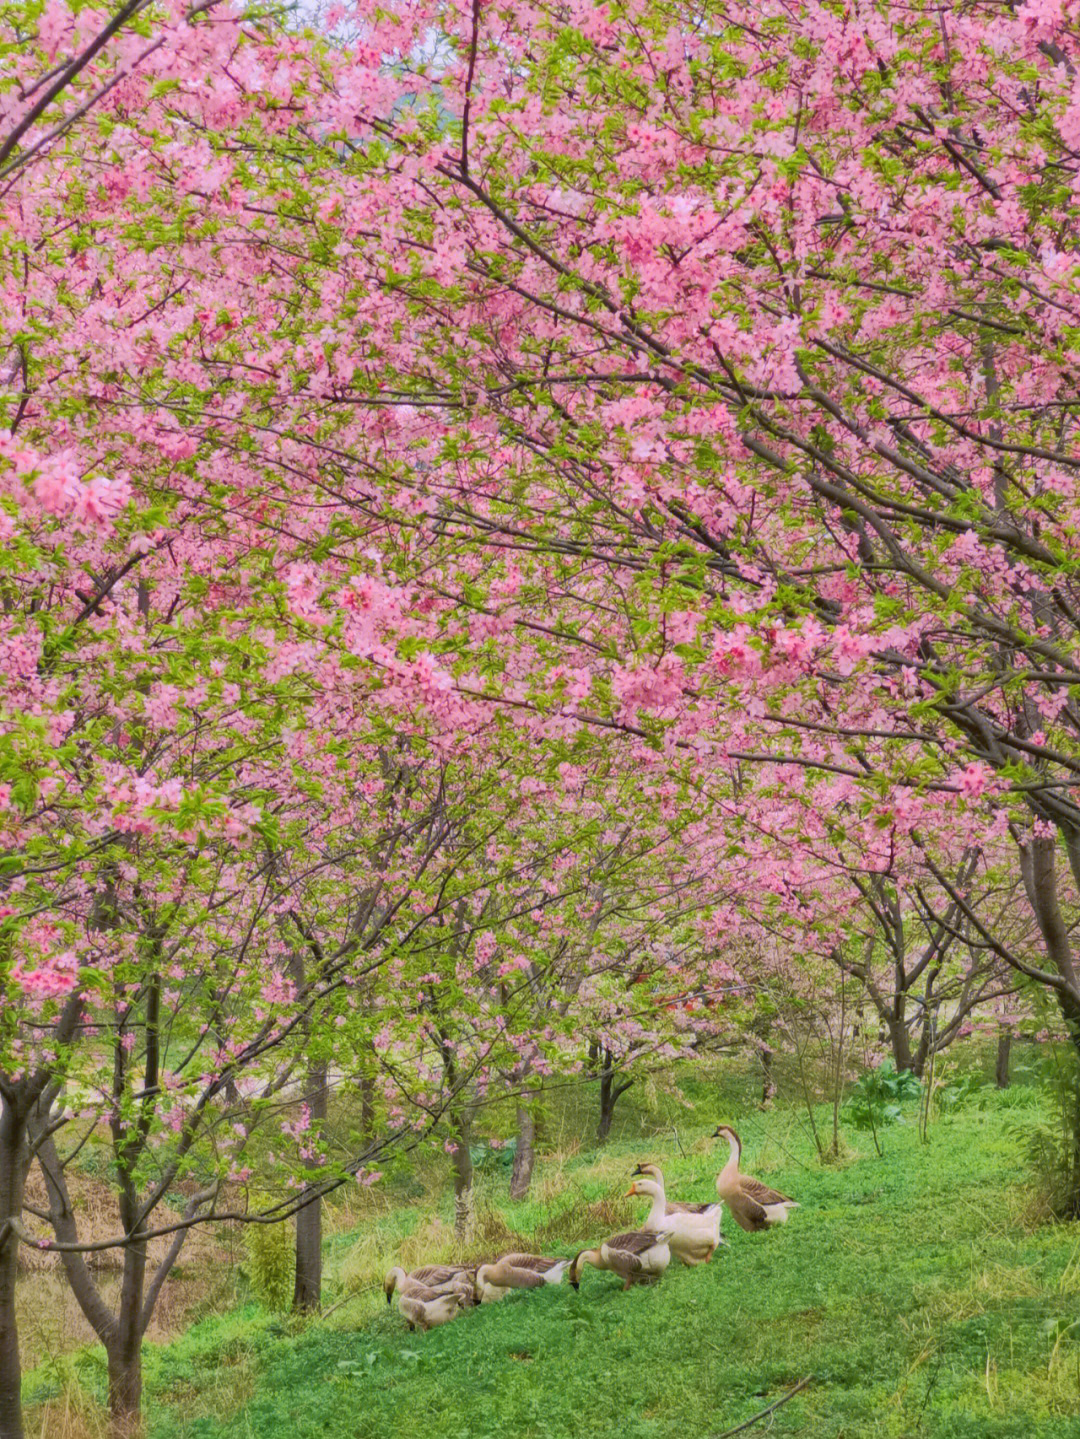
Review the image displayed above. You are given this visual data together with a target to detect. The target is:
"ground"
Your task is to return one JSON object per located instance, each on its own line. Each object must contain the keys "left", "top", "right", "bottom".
{"left": 23, "top": 1071, "right": 1080, "bottom": 1438}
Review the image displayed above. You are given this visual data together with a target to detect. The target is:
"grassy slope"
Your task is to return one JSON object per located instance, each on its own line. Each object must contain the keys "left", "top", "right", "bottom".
{"left": 132, "top": 1092, "right": 1080, "bottom": 1439}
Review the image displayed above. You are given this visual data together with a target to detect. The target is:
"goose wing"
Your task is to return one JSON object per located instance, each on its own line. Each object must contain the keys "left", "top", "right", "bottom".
{"left": 497, "top": 1252, "right": 563, "bottom": 1275}
{"left": 602, "top": 1229, "right": 670, "bottom": 1277}
{"left": 741, "top": 1176, "right": 795, "bottom": 1207}
{"left": 726, "top": 1189, "right": 769, "bottom": 1232}
{"left": 398, "top": 1294, "right": 427, "bottom": 1326}
{"left": 605, "top": 1230, "right": 665, "bottom": 1257}
{"left": 399, "top": 1277, "right": 441, "bottom": 1300}
{"left": 410, "top": 1264, "right": 473, "bottom": 1287}
{"left": 665, "top": 1200, "right": 720, "bottom": 1215}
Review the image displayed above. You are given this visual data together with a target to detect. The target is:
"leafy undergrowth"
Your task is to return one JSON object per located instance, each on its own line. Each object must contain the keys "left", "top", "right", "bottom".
{"left": 127, "top": 1094, "right": 1080, "bottom": 1439}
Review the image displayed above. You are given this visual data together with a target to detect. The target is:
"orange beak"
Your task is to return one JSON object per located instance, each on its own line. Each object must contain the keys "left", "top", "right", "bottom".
{"left": 625, "top": 1184, "right": 637, "bottom": 1197}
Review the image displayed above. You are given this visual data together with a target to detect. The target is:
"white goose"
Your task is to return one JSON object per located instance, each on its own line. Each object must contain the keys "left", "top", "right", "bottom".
{"left": 627, "top": 1166, "right": 724, "bottom": 1265}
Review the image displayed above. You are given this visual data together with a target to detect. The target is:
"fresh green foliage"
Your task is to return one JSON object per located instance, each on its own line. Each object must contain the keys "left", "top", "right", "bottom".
{"left": 244, "top": 1216, "right": 295, "bottom": 1314}
{"left": 470, "top": 1139, "right": 518, "bottom": 1175}
{"left": 936, "top": 1070, "right": 987, "bottom": 1114}
{"left": 88, "top": 1090, "right": 1080, "bottom": 1439}
{"left": 844, "top": 1058, "right": 922, "bottom": 1131}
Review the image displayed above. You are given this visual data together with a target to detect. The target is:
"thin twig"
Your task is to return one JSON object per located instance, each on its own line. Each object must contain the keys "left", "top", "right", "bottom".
{"left": 318, "top": 1286, "right": 374, "bottom": 1321}
{"left": 712, "top": 1376, "right": 814, "bottom": 1439}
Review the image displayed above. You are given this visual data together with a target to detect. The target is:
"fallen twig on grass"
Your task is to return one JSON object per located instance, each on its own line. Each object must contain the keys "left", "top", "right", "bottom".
{"left": 712, "top": 1376, "right": 814, "bottom": 1438}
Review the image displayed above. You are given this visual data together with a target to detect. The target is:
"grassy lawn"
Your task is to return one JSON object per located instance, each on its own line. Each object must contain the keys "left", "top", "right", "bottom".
{"left": 87, "top": 1086, "right": 1080, "bottom": 1439}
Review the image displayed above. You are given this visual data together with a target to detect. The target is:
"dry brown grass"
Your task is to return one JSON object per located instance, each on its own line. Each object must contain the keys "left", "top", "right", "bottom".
{"left": 16, "top": 1167, "right": 239, "bottom": 1373}
{"left": 24, "top": 1378, "right": 110, "bottom": 1439}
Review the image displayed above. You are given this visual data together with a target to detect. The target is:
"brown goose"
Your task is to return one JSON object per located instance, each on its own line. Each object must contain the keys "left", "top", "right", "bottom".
{"left": 407, "top": 1264, "right": 477, "bottom": 1306}
{"left": 711, "top": 1125, "right": 799, "bottom": 1231}
{"left": 628, "top": 1165, "right": 724, "bottom": 1265}
{"left": 383, "top": 1268, "right": 465, "bottom": 1330}
{"left": 474, "top": 1252, "right": 570, "bottom": 1303}
{"left": 568, "top": 1228, "right": 675, "bottom": 1291}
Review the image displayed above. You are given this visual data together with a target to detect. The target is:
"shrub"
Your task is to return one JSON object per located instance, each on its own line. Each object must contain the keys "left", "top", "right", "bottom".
{"left": 845, "top": 1060, "right": 921, "bottom": 1132}
{"left": 243, "top": 1217, "right": 294, "bottom": 1313}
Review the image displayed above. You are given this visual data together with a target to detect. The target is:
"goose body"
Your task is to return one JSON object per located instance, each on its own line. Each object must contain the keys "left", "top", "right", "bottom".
{"left": 383, "top": 1269, "right": 465, "bottom": 1330}
{"left": 474, "top": 1252, "right": 570, "bottom": 1303}
{"left": 712, "top": 1125, "right": 799, "bottom": 1231}
{"left": 629, "top": 1164, "right": 725, "bottom": 1266}
{"left": 569, "top": 1228, "right": 674, "bottom": 1290}
{"left": 408, "top": 1264, "right": 477, "bottom": 1306}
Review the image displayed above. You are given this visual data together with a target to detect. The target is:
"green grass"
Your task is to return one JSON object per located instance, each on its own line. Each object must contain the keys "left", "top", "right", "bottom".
{"left": 113, "top": 1089, "right": 1080, "bottom": 1439}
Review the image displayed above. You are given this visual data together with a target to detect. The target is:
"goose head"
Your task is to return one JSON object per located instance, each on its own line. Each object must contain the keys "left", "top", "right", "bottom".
{"left": 626, "top": 1177, "right": 664, "bottom": 1203}
{"left": 631, "top": 1162, "right": 662, "bottom": 1180}
{"left": 568, "top": 1247, "right": 601, "bottom": 1289}
{"left": 383, "top": 1266, "right": 406, "bottom": 1304}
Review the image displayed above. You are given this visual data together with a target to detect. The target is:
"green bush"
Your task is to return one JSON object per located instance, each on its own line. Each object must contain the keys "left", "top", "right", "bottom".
{"left": 936, "top": 1069, "right": 985, "bottom": 1113}
{"left": 244, "top": 1217, "right": 295, "bottom": 1313}
{"left": 845, "top": 1059, "right": 921, "bottom": 1131}
{"left": 469, "top": 1138, "right": 517, "bottom": 1174}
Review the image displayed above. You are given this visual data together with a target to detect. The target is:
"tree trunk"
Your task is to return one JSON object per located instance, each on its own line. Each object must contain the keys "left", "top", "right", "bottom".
{"left": 597, "top": 1053, "right": 632, "bottom": 1144}
{"left": 995, "top": 1031, "right": 1012, "bottom": 1090}
{"left": 887, "top": 1016, "right": 916, "bottom": 1076}
{"left": 911, "top": 1023, "right": 931, "bottom": 1080}
{"left": 105, "top": 1319, "right": 143, "bottom": 1439}
{"left": 359, "top": 1071, "right": 376, "bottom": 1141}
{"left": 451, "top": 1122, "right": 474, "bottom": 1238}
{"left": 760, "top": 1045, "right": 777, "bottom": 1107}
{"left": 0, "top": 1099, "right": 28, "bottom": 1439}
{"left": 293, "top": 1195, "right": 322, "bottom": 1313}
{"left": 292, "top": 1062, "right": 327, "bottom": 1314}
{"left": 509, "top": 1104, "right": 535, "bottom": 1200}
{"left": 1020, "top": 835, "right": 1080, "bottom": 1213}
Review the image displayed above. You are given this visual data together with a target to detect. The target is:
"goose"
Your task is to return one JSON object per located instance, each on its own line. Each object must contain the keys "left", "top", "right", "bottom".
{"left": 628, "top": 1164, "right": 725, "bottom": 1266}
{"left": 568, "top": 1228, "right": 675, "bottom": 1291}
{"left": 407, "top": 1264, "right": 477, "bottom": 1306}
{"left": 474, "top": 1253, "right": 570, "bottom": 1303}
{"left": 711, "top": 1124, "right": 799, "bottom": 1231}
{"left": 383, "top": 1269, "right": 465, "bottom": 1331}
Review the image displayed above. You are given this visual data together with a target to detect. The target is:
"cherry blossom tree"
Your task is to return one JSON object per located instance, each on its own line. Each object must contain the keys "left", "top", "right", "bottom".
{"left": 280, "top": 0, "right": 1080, "bottom": 1182}
{"left": 11, "top": 0, "right": 1080, "bottom": 1432}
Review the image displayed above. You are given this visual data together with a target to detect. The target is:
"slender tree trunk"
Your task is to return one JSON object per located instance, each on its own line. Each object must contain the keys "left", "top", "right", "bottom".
{"left": 1020, "top": 835, "right": 1080, "bottom": 1212}
{"left": 0, "top": 1099, "right": 27, "bottom": 1439}
{"left": 911, "top": 1022, "right": 931, "bottom": 1080}
{"left": 830, "top": 980, "right": 847, "bottom": 1159}
{"left": 888, "top": 1017, "right": 916, "bottom": 1076}
{"left": 451, "top": 1119, "right": 474, "bottom": 1238}
{"left": 293, "top": 1196, "right": 322, "bottom": 1314}
{"left": 102, "top": 1151, "right": 150, "bottom": 1439}
{"left": 995, "top": 1030, "right": 1012, "bottom": 1090}
{"left": 509, "top": 1103, "right": 535, "bottom": 1200}
{"left": 597, "top": 1052, "right": 631, "bottom": 1144}
{"left": 760, "top": 1044, "right": 777, "bottom": 1107}
{"left": 293, "top": 1062, "right": 327, "bottom": 1313}
{"left": 105, "top": 1350, "right": 141, "bottom": 1439}
{"left": 359, "top": 1071, "right": 375, "bottom": 1141}
{"left": 105, "top": 1250, "right": 145, "bottom": 1439}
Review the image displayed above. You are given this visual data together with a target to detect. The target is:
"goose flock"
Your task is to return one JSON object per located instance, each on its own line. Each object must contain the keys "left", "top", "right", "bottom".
{"left": 382, "top": 1125, "right": 798, "bottom": 1331}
